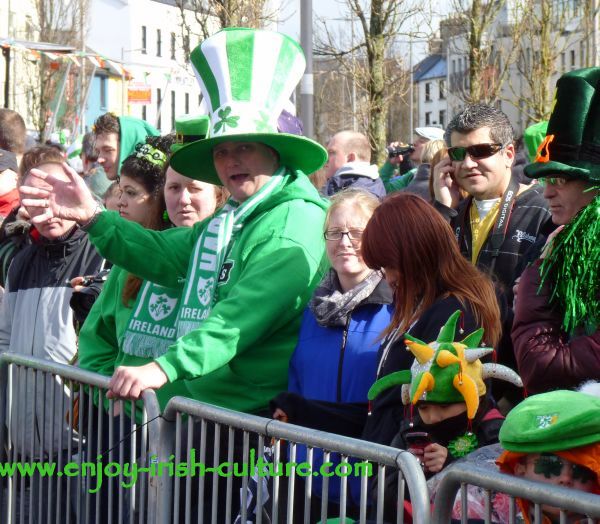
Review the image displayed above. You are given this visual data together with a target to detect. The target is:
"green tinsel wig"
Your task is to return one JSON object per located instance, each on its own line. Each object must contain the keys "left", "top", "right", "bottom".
{"left": 539, "top": 192, "right": 600, "bottom": 335}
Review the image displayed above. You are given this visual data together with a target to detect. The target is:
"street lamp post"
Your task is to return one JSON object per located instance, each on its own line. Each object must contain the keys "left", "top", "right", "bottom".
{"left": 300, "top": 0, "right": 314, "bottom": 138}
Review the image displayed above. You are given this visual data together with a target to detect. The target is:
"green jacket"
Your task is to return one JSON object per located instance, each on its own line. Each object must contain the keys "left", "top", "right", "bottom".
{"left": 78, "top": 266, "right": 190, "bottom": 420}
{"left": 379, "top": 162, "right": 416, "bottom": 193}
{"left": 86, "top": 171, "right": 329, "bottom": 413}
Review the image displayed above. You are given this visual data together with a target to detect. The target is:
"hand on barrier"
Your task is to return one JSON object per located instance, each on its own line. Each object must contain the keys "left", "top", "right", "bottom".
{"left": 272, "top": 408, "right": 289, "bottom": 423}
{"left": 19, "top": 162, "right": 99, "bottom": 225}
{"left": 107, "top": 362, "right": 168, "bottom": 400}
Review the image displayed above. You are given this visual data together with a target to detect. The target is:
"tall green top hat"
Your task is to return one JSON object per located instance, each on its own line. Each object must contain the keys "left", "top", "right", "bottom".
{"left": 170, "top": 28, "right": 327, "bottom": 185}
{"left": 171, "top": 115, "right": 210, "bottom": 153}
{"left": 525, "top": 67, "right": 600, "bottom": 181}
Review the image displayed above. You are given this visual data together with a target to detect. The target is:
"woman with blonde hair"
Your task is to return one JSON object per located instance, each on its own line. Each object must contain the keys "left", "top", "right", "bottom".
{"left": 271, "top": 188, "right": 393, "bottom": 518}
{"left": 402, "top": 138, "right": 446, "bottom": 201}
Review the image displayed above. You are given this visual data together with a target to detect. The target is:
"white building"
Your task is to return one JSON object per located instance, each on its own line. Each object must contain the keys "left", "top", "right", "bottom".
{"left": 413, "top": 54, "right": 448, "bottom": 129}
{"left": 87, "top": 0, "right": 216, "bottom": 134}
{"left": 418, "top": 0, "right": 594, "bottom": 137}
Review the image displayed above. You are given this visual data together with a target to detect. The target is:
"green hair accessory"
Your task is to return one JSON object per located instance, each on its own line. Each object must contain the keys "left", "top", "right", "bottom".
{"left": 539, "top": 192, "right": 600, "bottom": 335}
{"left": 135, "top": 142, "right": 167, "bottom": 168}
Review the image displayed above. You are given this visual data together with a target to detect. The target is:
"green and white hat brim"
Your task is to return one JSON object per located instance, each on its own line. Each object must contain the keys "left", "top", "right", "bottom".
{"left": 170, "top": 27, "right": 327, "bottom": 182}
{"left": 170, "top": 133, "right": 327, "bottom": 185}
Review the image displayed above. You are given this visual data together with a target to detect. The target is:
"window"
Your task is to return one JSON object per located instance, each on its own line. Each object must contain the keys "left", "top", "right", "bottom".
{"left": 157, "top": 88, "right": 162, "bottom": 129}
{"left": 185, "top": 92, "right": 190, "bottom": 114}
{"left": 561, "top": 52, "right": 566, "bottom": 72}
{"left": 570, "top": 49, "right": 576, "bottom": 69}
{"left": 452, "top": 60, "right": 456, "bottom": 74}
{"left": 157, "top": 29, "right": 162, "bottom": 57}
{"left": 425, "top": 82, "right": 432, "bottom": 102}
{"left": 425, "top": 112, "right": 432, "bottom": 125}
{"left": 439, "top": 110, "right": 446, "bottom": 128}
{"left": 142, "top": 105, "right": 147, "bottom": 121}
{"left": 171, "top": 33, "right": 176, "bottom": 60}
{"left": 141, "top": 26, "right": 147, "bottom": 54}
{"left": 439, "top": 80, "right": 446, "bottom": 100}
{"left": 171, "top": 90, "right": 176, "bottom": 130}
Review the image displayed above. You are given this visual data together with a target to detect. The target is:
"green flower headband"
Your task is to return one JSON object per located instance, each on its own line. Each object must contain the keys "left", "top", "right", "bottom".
{"left": 135, "top": 142, "right": 167, "bottom": 168}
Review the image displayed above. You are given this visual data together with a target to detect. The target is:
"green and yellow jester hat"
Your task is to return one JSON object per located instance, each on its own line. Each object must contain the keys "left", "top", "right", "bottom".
{"left": 368, "top": 311, "right": 523, "bottom": 421}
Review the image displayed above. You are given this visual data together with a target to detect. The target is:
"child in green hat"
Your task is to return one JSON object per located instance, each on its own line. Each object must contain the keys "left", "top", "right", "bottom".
{"left": 368, "top": 310, "right": 522, "bottom": 520}
{"left": 497, "top": 386, "right": 600, "bottom": 523}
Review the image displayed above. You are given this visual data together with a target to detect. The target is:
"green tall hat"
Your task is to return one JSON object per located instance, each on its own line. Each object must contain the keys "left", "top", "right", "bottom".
{"left": 525, "top": 67, "right": 600, "bottom": 181}
{"left": 170, "top": 27, "right": 327, "bottom": 185}
{"left": 171, "top": 115, "right": 210, "bottom": 153}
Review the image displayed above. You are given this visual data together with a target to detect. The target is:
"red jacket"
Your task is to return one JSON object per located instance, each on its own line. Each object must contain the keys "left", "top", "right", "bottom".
{"left": 512, "top": 259, "right": 600, "bottom": 394}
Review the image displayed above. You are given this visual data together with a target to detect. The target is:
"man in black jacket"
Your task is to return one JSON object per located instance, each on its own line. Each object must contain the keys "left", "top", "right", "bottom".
{"left": 431, "top": 104, "right": 554, "bottom": 300}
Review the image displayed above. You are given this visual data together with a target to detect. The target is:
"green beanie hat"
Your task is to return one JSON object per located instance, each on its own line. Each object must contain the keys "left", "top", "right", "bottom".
{"left": 525, "top": 67, "right": 600, "bottom": 182}
{"left": 500, "top": 389, "right": 600, "bottom": 453}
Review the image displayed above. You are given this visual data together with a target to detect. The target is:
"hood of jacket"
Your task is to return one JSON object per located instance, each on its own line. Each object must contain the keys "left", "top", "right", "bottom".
{"left": 334, "top": 161, "right": 380, "bottom": 180}
{"left": 117, "top": 116, "right": 160, "bottom": 175}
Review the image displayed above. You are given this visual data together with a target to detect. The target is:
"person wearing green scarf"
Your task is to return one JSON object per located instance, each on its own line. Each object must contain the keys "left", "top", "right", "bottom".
{"left": 20, "top": 28, "right": 329, "bottom": 416}
{"left": 512, "top": 67, "right": 600, "bottom": 394}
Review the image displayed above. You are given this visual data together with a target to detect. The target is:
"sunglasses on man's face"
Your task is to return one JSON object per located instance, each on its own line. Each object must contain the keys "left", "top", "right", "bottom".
{"left": 447, "top": 143, "right": 507, "bottom": 162}
{"left": 538, "top": 176, "right": 569, "bottom": 188}
{"left": 532, "top": 454, "right": 596, "bottom": 483}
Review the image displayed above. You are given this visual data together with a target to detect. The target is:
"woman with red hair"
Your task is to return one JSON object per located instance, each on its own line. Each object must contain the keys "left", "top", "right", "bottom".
{"left": 360, "top": 192, "right": 503, "bottom": 446}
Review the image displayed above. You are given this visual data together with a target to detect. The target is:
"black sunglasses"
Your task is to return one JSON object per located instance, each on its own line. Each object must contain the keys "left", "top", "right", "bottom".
{"left": 447, "top": 143, "right": 507, "bottom": 162}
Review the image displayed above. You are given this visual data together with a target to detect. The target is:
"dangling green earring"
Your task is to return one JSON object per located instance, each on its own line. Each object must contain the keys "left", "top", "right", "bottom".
{"left": 163, "top": 210, "right": 170, "bottom": 222}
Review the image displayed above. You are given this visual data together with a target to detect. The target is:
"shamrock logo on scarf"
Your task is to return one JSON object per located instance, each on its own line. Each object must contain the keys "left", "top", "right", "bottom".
{"left": 214, "top": 106, "right": 240, "bottom": 134}
{"left": 197, "top": 277, "right": 216, "bottom": 307}
{"left": 148, "top": 293, "right": 178, "bottom": 322}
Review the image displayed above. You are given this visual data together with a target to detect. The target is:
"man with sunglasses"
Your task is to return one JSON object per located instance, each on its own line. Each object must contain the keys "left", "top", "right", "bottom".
{"left": 512, "top": 67, "right": 600, "bottom": 395}
{"left": 432, "top": 104, "right": 553, "bottom": 301}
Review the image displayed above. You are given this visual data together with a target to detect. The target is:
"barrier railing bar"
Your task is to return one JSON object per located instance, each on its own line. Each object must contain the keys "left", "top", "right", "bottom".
{"left": 432, "top": 462, "right": 600, "bottom": 522}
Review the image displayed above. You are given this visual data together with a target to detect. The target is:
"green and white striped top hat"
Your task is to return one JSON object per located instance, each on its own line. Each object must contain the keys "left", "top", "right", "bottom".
{"left": 170, "top": 27, "right": 327, "bottom": 185}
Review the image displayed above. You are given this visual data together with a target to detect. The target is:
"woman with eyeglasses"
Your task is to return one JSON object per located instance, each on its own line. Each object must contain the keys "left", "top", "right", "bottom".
{"left": 270, "top": 188, "right": 393, "bottom": 518}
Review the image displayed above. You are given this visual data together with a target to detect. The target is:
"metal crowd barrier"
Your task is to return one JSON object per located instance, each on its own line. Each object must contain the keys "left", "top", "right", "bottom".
{"left": 0, "top": 352, "right": 163, "bottom": 524}
{"left": 432, "top": 462, "right": 600, "bottom": 523}
{"left": 160, "top": 396, "right": 430, "bottom": 524}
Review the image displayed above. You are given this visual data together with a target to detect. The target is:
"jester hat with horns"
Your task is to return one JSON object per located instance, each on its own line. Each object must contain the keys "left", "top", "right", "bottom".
{"left": 368, "top": 311, "right": 523, "bottom": 420}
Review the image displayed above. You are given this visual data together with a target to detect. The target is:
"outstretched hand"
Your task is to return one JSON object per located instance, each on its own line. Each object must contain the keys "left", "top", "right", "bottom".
{"left": 19, "top": 162, "right": 99, "bottom": 225}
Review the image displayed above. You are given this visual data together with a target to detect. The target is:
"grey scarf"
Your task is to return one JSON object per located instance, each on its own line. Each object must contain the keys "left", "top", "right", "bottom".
{"left": 309, "top": 269, "right": 383, "bottom": 327}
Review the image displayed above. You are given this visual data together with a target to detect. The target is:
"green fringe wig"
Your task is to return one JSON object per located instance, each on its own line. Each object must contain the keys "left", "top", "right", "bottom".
{"left": 539, "top": 192, "right": 600, "bottom": 335}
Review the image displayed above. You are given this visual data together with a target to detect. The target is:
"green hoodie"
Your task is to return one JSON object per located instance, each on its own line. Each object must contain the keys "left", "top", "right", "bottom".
{"left": 78, "top": 266, "right": 191, "bottom": 422}
{"left": 85, "top": 171, "right": 329, "bottom": 413}
{"left": 117, "top": 116, "right": 160, "bottom": 175}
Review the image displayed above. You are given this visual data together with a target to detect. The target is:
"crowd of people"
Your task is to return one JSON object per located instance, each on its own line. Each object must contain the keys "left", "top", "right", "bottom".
{"left": 0, "top": 27, "right": 599, "bottom": 523}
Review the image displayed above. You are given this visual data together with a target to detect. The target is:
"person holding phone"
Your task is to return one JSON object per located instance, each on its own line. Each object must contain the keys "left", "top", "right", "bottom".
{"left": 367, "top": 311, "right": 522, "bottom": 522}
{"left": 431, "top": 104, "right": 554, "bottom": 304}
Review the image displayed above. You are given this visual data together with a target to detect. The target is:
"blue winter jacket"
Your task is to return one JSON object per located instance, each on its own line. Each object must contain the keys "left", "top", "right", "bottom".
{"left": 287, "top": 279, "right": 393, "bottom": 504}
